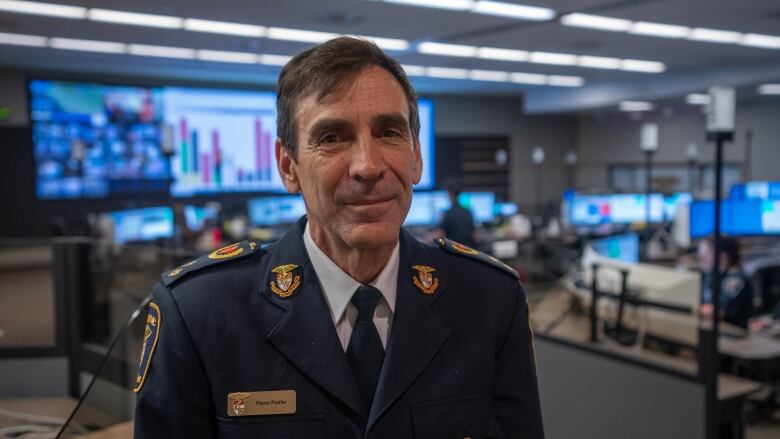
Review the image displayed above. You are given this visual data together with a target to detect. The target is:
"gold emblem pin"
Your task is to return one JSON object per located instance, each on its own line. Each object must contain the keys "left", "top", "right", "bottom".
{"left": 228, "top": 392, "right": 252, "bottom": 416}
{"left": 412, "top": 265, "right": 439, "bottom": 295}
{"left": 451, "top": 241, "right": 479, "bottom": 256}
{"left": 209, "top": 243, "right": 244, "bottom": 260}
{"left": 270, "top": 264, "right": 301, "bottom": 298}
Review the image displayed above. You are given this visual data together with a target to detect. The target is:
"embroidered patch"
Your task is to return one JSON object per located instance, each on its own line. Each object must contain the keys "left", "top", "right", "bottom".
{"left": 270, "top": 264, "right": 302, "bottom": 298}
{"left": 134, "top": 302, "right": 161, "bottom": 393}
{"left": 167, "top": 259, "right": 198, "bottom": 277}
{"left": 412, "top": 265, "right": 439, "bottom": 295}
{"left": 209, "top": 243, "right": 245, "bottom": 260}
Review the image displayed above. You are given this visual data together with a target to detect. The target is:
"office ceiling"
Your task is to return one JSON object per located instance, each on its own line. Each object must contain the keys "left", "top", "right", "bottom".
{"left": 0, "top": 0, "right": 779, "bottom": 113}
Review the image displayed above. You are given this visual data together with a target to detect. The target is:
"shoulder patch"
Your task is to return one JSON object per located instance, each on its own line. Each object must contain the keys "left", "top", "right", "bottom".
{"left": 435, "top": 237, "right": 519, "bottom": 280}
{"left": 162, "top": 241, "right": 262, "bottom": 287}
{"left": 134, "top": 302, "right": 161, "bottom": 393}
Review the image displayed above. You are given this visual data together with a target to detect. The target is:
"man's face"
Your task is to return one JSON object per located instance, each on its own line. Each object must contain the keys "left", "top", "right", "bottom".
{"left": 276, "top": 66, "right": 422, "bottom": 250}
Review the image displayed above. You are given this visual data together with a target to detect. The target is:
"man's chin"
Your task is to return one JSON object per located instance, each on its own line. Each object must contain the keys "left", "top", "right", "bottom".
{"left": 340, "top": 221, "right": 401, "bottom": 249}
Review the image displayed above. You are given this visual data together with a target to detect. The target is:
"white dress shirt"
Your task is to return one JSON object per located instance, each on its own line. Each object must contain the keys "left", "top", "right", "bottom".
{"left": 303, "top": 223, "right": 398, "bottom": 351}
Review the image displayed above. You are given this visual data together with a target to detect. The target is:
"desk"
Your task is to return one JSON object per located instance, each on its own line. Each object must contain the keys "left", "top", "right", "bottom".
{"left": 719, "top": 332, "right": 780, "bottom": 423}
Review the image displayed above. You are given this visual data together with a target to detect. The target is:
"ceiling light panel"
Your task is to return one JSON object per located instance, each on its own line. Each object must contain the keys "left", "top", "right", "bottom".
{"left": 740, "top": 33, "right": 780, "bottom": 49}
{"left": 509, "top": 72, "right": 547, "bottom": 85}
{"left": 560, "top": 13, "right": 632, "bottom": 32}
{"left": 687, "top": 28, "right": 741, "bottom": 44}
{"left": 49, "top": 37, "right": 126, "bottom": 53}
{"left": 425, "top": 66, "right": 469, "bottom": 79}
{"left": 183, "top": 18, "right": 266, "bottom": 37}
{"left": 578, "top": 55, "right": 621, "bottom": 69}
{"left": 621, "top": 59, "right": 665, "bottom": 73}
{"left": 0, "top": 0, "right": 86, "bottom": 18}
{"left": 471, "top": 1, "right": 554, "bottom": 20}
{"left": 128, "top": 44, "right": 195, "bottom": 59}
{"left": 351, "top": 35, "right": 409, "bottom": 51}
{"left": 476, "top": 47, "right": 529, "bottom": 61}
{"left": 547, "top": 75, "right": 584, "bottom": 87}
{"left": 401, "top": 64, "right": 426, "bottom": 76}
{"left": 384, "top": 0, "right": 473, "bottom": 11}
{"left": 418, "top": 42, "right": 477, "bottom": 57}
{"left": 529, "top": 51, "right": 577, "bottom": 66}
{"left": 630, "top": 21, "right": 689, "bottom": 39}
{"left": 0, "top": 31, "right": 47, "bottom": 47}
{"left": 469, "top": 69, "right": 509, "bottom": 82}
{"left": 258, "top": 54, "right": 292, "bottom": 66}
{"left": 197, "top": 49, "right": 258, "bottom": 64}
{"left": 758, "top": 84, "right": 780, "bottom": 95}
{"left": 267, "top": 27, "right": 339, "bottom": 43}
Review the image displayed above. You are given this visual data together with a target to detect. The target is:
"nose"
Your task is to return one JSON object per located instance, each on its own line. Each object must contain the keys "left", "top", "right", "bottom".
{"left": 348, "top": 133, "right": 385, "bottom": 182}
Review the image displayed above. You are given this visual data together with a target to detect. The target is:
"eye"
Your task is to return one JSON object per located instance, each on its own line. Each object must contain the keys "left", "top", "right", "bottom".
{"left": 381, "top": 129, "right": 401, "bottom": 138}
{"left": 319, "top": 133, "right": 341, "bottom": 144}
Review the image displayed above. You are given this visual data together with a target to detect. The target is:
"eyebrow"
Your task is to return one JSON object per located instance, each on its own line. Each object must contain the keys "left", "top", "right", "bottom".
{"left": 306, "top": 118, "right": 352, "bottom": 143}
{"left": 372, "top": 113, "right": 410, "bottom": 131}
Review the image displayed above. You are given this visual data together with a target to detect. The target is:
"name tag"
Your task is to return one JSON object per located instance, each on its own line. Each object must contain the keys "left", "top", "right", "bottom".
{"left": 227, "top": 390, "right": 297, "bottom": 417}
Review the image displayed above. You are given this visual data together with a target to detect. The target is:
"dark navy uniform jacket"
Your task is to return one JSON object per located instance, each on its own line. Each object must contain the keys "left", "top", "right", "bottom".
{"left": 134, "top": 217, "right": 544, "bottom": 439}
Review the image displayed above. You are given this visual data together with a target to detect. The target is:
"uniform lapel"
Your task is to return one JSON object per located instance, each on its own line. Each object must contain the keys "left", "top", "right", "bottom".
{"left": 367, "top": 229, "right": 451, "bottom": 430}
{"left": 262, "top": 217, "right": 367, "bottom": 421}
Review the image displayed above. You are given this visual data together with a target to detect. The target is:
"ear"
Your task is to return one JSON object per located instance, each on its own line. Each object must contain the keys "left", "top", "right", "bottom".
{"left": 275, "top": 138, "right": 301, "bottom": 194}
{"left": 412, "top": 138, "right": 423, "bottom": 185}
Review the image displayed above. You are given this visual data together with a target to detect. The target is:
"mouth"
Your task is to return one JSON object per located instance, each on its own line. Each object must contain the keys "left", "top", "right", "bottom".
{"left": 345, "top": 196, "right": 395, "bottom": 206}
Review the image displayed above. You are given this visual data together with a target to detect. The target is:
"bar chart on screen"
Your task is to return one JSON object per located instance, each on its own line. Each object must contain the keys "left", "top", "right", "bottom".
{"left": 164, "top": 87, "right": 285, "bottom": 196}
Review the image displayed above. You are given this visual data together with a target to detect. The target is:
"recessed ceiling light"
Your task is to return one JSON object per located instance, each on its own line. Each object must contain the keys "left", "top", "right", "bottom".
{"left": 418, "top": 41, "right": 477, "bottom": 57}
{"left": 197, "top": 49, "right": 258, "bottom": 64}
{"left": 258, "top": 54, "right": 292, "bottom": 66}
{"left": 266, "top": 27, "right": 339, "bottom": 43}
{"left": 529, "top": 51, "right": 577, "bottom": 66}
{"left": 758, "top": 84, "right": 780, "bottom": 95}
{"left": 619, "top": 100, "right": 654, "bottom": 112}
{"left": 49, "top": 37, "right": 126, "bottom": 54}
{"left": 425, "top": 66, "right": 469, "bottom": 79}
{"left": 547, "top": 75, "right": 584, "bottom": 87}
{"left": 183, "top": 19, "right": 266, "bottom": 37}
{"left": 687, "top": 28, "right": 742, "bottom": 44}
{"left": 740, "top": 33, "right": 780, "bottom": 49}
{"left": 0, "top": 31, "right": 47, "bottom": 47}
{"left": 578, "top": 55, "right": 621, "bottom": 69}
{"left": 471, "top": 1, "right": 554, "bottom": 21}
{"left": 88, "top": 8, "right": 183, "bottom": 29}
{"left": 351, "top": 35, "right": 409, "bottom": 51}
{"left": 469, "top": 69, "right": 510, "bottom": 82}
{"left": 509, "top": 72, "right": 547, "bottom": 85}
{"left": 0, "top": 0, "right": 86, "bottom": 18}
{"left": 384, "top": 0, "right": 473, "bottom": 11}
{"left": 128, "top": 44, "right": 195, "bottom": 59}
{"left": 685, "top": 93, "right": 711, "bottom": 105}
{"left": 630, "top": 21, "right": 689, "bottom": 39}
{"left": 621, "top": 59, "right": 665, "bottom": 73}
{"left": 401, "top": 64, "right": 426, "bottom": 76}
{"left": 476, "top": 47, "right": 529, "bottom": 61}
{"left": 560, "top": 13, "right": 632, "bottom": 32}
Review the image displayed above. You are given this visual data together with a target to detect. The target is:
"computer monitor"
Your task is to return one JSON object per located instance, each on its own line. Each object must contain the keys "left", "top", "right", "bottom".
{"left": 458, "top": 192, "right": 496, "bottom": 224}
{"left": 107, "top": 207, "right": 174, "bottom": 244}
{"left": 689, "top": 199, "right": 780, "bottom": 238}
{"left": 404, "top": 191, "right": 450, "bottom": 226}
{"left": 247, "top": 195, "right": 307, "bottom": 227}
{"left": 663, "top": 193, "right": 692, "bottom": 220}
{"left": 589, "top": 233, "right": 640, "bottom": 264}
{"left": 569, "top": 193, "right": 664, "bottom": 226}
{"left": 29, "top": 79, "right": 170, "bottom": 199}
{"left": 183, "top": 205, "right": 218, "bottom": 232}
{"left": 495, "top": 202, "right": 519, "bottom": 217}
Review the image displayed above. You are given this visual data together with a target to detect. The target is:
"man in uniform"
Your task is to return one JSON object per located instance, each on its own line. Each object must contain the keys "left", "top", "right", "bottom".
{"left": 134, "top": 37, "right": 543, "bottom": 438}
{"left": 699, "top": 236, "right": 753, "bottom": 328}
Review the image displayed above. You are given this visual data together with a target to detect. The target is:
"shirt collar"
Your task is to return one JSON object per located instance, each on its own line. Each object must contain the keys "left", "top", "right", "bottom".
{"left": 303, "top": 222, "right": 398, "bottom": 324}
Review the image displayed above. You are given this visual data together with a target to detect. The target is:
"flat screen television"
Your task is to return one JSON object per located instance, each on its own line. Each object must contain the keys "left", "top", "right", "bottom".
{"left": 568, "top": 193, "right": 664, "bottom": 226}
{"left": 689, "top": 199, "right": 780, "bottom": 238}
{"left": 30, "top": 79, "right": 170, "bottom": 199}
{"left": 106, "top": 206, "right": 175, "bottom": 244}
{"left": 590, "top": 233, "right": 640, "bottom": 263}
{"left": 30, "top": 79, "right": 437, "bottom": 199}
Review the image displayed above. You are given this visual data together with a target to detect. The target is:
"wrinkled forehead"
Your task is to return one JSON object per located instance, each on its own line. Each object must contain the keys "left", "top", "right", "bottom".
{"left": 295, "top": 66, "right": 411, "bottom": 128}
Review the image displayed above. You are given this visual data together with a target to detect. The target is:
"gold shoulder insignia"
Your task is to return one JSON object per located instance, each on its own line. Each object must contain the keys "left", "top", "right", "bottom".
{"left": 161, "top": 241, "right": 263, "bottom": 287}
{"left": 435, "top": 237, "right": 519, "bottom": 280}
{"left": 134, "top": 302, "right": 161, "bottom": 393}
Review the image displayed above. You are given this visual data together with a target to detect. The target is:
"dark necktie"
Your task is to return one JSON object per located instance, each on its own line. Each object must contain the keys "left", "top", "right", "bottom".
{"left": 346, "top": 285, "right": 385, "bottom": 409}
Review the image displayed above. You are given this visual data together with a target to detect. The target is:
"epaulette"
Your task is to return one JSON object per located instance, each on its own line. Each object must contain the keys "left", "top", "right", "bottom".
{"left": 162, "top": 241, "right": 263, "bottom": 287}
{"left": 434, "top": 237, "right": 519, "bottom": 280}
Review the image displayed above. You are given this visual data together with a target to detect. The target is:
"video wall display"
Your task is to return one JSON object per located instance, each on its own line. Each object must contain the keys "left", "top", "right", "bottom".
{"left": 690, "top": 199, "right": 780, "bottom": 238}
{"left": 30, "top": 79, "right": 436, "bottom": 200}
